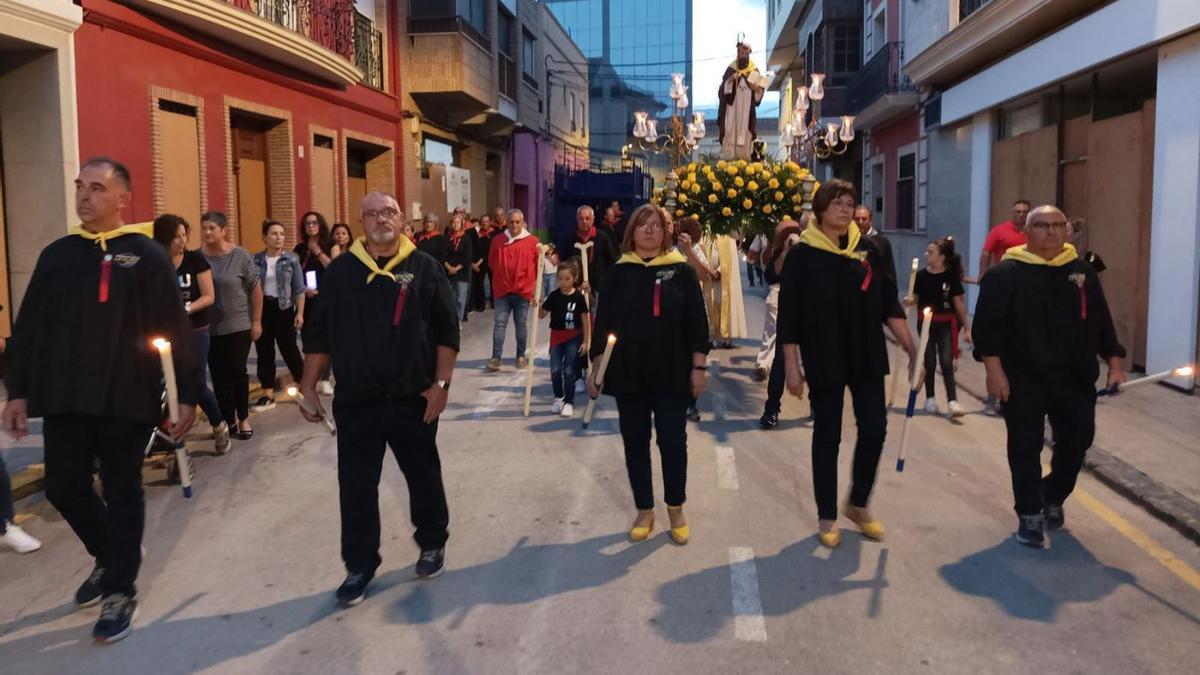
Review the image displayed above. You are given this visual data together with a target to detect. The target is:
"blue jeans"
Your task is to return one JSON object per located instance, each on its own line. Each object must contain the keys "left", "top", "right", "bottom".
{"left": 0, "top": 452, "right": 13, "bottom": 527}
{"left": 542, "top": 273, "right": 557, "bottom": 300}
{"left": 492, "top": 294, "right": 530, "bottom": 360}
{"left": 550, "top": 336, "right": 582, "bottom": 405}
{"left": 454, "top": 279, "right": 470, "bottom": 320}
{"left": 191, "top": 328, "right": 224, "bottom": 426}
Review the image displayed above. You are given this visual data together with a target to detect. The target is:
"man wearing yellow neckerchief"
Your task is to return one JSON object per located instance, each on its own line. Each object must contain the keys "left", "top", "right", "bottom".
{"left": 297, "top": 192, "right": 460, "bottom": 606}
{"left": 2, "top": 158, "right": 198, "bottom": 643}
{"left": 974, "top": 205, "right": 1126, "bottom": 549}
{"left": 717, "top": 41, "right": 766, "bottom": 161}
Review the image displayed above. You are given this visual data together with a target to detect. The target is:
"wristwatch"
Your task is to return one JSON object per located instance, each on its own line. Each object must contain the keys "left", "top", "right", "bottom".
{"left": 437, "top": 379, "right": 451, "bottom": 391}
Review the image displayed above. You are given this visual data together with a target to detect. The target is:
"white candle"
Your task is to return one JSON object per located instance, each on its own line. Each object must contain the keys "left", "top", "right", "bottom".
{"left": 582, "top": 334, "right": 618, "bottom": 429}
{"left": 906, "top": 257, "right": 919, "bottom": 306}
{"left": 910, "top": 308, "right": 933, "bottom": 392}
{"left": 152, "top": 338, "right": 180, "bottom": 424}
{"left": 1116, "top": 366, "right": 1193, "bottom": 391}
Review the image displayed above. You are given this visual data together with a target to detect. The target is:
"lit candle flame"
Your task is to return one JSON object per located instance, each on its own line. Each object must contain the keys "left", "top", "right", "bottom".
{"left": 286, "top": 386, "right": 299, "bottom": 397}
{"left": 911, "top": 258, "right": 919, "bottom": 271}
{"left": 1176, "top": 366, "right": 1194, "bottom": 377}
{"left": 922, "top": 307, "right": 932, "bottom": 317}
{"left": 151, "top": 337, "right": 170, "bottom": 351}
{"left": 607, "top": 334, "right": 617, "bottom": 344}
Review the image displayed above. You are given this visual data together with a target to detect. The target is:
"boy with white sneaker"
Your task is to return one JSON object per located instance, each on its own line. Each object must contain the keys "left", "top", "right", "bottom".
{"left": 1, "top": 452, "right": 41, "bottom": 554}
{"left": 539, "top": 261, "right": 590, "bottom": 418}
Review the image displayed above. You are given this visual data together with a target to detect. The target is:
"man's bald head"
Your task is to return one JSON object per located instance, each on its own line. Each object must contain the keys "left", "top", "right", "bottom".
{"left": 1024, "top": 205, "right": 1070, "bottom": 260}
{"left": 1027, "top": 205, "right": 1065, "bottom": 226}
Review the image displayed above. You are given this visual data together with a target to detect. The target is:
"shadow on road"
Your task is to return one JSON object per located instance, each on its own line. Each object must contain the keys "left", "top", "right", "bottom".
{"left": 388, "top": 533, "right": 666, "bottom": 628}
{"left": 939, "top": 531, "right": 1200, "bottom": 625}
{"left": 652, "top": 535, "right": 889, "bottom": 643}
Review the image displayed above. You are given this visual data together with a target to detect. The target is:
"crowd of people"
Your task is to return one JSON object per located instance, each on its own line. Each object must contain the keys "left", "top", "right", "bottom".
{"left": 0, "top": 157, "right": 1125, "bottom": 645}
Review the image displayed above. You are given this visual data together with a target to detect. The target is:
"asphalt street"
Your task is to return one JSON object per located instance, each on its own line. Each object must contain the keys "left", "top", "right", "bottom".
{"left": 2, "top": 283, "right": 1199, "bottom": 674}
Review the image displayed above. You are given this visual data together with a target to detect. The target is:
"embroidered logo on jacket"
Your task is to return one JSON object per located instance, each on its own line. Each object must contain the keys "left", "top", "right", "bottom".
{"left": 396, "top": 272, "right": 415, "bottom": 285}
{"left": 112, "top": 253, "right": 141, "bottom": 268}
{"left": 655, "top": 270, "right": 676, "bottom": 281}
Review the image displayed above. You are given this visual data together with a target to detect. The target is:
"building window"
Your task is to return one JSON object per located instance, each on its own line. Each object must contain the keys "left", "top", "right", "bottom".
{"left": 830, "top": 24, "right": 861, "bottom": 83}
{"left": 522, "top": 29, "right": 538, "bottom": 88}
{"left": 498, "top": 8, "right": 517, "bottom": 100}
{"left": 896, "top": 152, "right": 916, "bottom": 231}
{"left": 422, "top": 136, "right": 455, "bottom": 178}
{"left": 961, "top": 0, "right": 992, "bottom": 21}
{"left": 570, "top": 91, "right": 577, "bottom": 131}
{"left": 460, "top": 0, "right": 487, "bottom": 36}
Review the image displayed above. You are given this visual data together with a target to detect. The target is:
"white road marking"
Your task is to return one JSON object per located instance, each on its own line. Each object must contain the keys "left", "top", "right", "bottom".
{"left": 728, "top": 546, "right": 768, "bottom": 642}
{"left": 470, "top": 345, "right": 549, "bottom": 420}
{"left": 715, "top": 446, "right": 739, "bottom": 490}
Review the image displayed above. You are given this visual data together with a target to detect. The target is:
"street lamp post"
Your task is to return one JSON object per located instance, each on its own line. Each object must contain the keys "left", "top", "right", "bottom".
{"left": 783, "top": 73, "right": 856, "bottom": 170}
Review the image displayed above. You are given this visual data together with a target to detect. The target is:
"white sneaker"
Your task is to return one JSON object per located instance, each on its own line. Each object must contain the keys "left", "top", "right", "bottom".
{"left": 1, "top": 522, "right": 42, "bottom": 554}
{"left": 948, "top": 400, "right": 966, "bottom": 417}
{"left": 560, "top": 403, "right": 574, "bottom": 418}
{"left": 923, "top": 398, "right": 939, "bottom": 414}
{"left": 317, "top": 380, "right": 335, "bottom": 396}
{"left": 551, "top": 398, "right": 564, "bottom": 414}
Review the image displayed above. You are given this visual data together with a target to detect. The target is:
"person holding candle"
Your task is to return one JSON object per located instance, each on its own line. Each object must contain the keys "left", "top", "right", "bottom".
{"left": 251, "top": 220, "right": 307, "bottom": 410}
{"left": 152, "top": 214, "right": 229, "bottom": 454}
{"left": 973, "top": 205, "right": 1126, "bottom": 548}
{"left": 758, "top": 218, "right": 803, "bottom": 430}
{"left": 2, "top": 158, "right": 197, "bottom": 643}
{"left": 201, "top": 211, "right": 263, "bottom": 440}
{"left": 589, "top": 204, "right": 709, "bottom": 545}
{"left": 298, "top": 192, "right": 460, "bottom": 607}
{"left": 487, "top": 209, "right": 540, "bottom": 372}
{"left": 905, "top": 237, "right": 972, "bottom": 417}
{"left": 777, "top": 179, "right": 920, "bottom": 549}
{"left": 539, "top": 259, "right": 590, "bottom": 417}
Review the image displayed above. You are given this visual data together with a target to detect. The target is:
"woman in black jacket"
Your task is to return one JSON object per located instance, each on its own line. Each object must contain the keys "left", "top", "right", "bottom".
{"left": 589, "top": 204, "right": 710, "bottom": 545}
{"left": 443, "top": 214, "right": 474, "bottom": 322}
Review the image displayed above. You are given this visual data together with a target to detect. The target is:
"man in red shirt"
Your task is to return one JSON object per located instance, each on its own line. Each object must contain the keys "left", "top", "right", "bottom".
{"left": 979, "top": 199, "right": 1031, "bottom": 279}
{"left": 488, "top": 209, "right": 540, "bottom": 372}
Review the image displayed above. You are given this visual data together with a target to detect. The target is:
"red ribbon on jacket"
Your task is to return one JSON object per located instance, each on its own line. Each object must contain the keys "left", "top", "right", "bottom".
{"left": 450, "top": 232, "right": 465, "bottom": 251}
{"left": 1079, "top": 286, "right": 1087, "bottom": 320}
{"left": 859, "top": 258, "right": 872, "bottom": 292}
{"left": 99, "top": 255, "right": 112, "bottom": 304}
{"left": 393, "top": 283, "right": 410, "bottom": 327}
{"left": 653, "top": 278, "right": 662, "bottom": 317}
{"left": 930, "top": 313, "right": 960, "bottom": 360}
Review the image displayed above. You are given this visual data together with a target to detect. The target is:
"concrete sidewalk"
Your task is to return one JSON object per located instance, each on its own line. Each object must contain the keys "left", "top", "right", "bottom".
{"left": 909, "top": 347, "right": 1200, "bottom": 544}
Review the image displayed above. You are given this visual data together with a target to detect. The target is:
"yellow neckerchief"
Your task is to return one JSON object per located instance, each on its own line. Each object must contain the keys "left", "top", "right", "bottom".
{"left": 799, "top": 221, "right": 866, "bottom": 260}
{"left": 616, "top": 249, "right": 688, "bottom": 267}
{"left": 348, "top": 236, "right": 415, "bottom": 283}
{"left": 69, "top": 222, "right": 154, "bottom": 251}
{"left": 730, "top": 59, "right": 758, "bottom": 78}
{"left": 1002, "top": 243, "right": 1079, "bottom": 267}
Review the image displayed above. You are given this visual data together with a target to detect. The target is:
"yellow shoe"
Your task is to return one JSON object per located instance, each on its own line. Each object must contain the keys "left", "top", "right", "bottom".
{"left": 667, "top": 506, "right": 689, "bottom": 545}
{"left": 629, "top": 513, "right": 655, "bottom": 543}
{"left": 846, "top": 507, "right": 885, "bottom": 541}
{"left": 818, "top": 529, "right": 841, "bottom": 549}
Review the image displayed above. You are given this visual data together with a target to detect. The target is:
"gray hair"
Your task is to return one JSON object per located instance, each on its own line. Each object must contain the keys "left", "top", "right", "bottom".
{"left": 422, "top": 212, "right": 440, "bottom": 224}
{"left": 508, "top": 208, "right": 524, "bottom": 220}
{"left": 576, "top": 205, "right": 594, "bottom": 217}
{"left": 360, "top": 191, "right": 399, "bottom": 212}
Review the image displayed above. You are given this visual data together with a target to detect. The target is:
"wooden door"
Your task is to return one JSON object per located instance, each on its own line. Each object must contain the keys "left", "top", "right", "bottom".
{"left": 160, "top": 105, "right": 204, "bottom": 248}
{"left": 347, "top": 177, "right": 367, "bottom": 238}
{"left": 311, "top": 138, "right": 338, "bottom": 225}
{"left": 0, "top": 137, "right": 11, "bottom": 338}
{"left": 235, "top": 128, "right": 269, "bottom": 247}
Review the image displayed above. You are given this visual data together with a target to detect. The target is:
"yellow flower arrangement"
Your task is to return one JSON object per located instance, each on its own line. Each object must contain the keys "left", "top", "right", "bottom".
{"left": 742, "top": 198, "right": 753, "bottom": 210}
{"left": 687, "top": 173, "right": 697, "bottom": 184}
{"left": 721, "top": 206, "right": 733, "bottom": 216}
{"left": 726, "top": 188, "right": 737, "bottom": 198}
{"left": 775, "top": 191, "right": 785, "bottom": 202}
{"left": 679, "top": 194, "right": 688, "bottom": 203}
{"left": 786, "top": 179, "right": 795, "bottom": 188}
{"left": 734, "top": 177, "right": 745, "bottom": 188}
{"left": 748, "top": 181, "right": 759, "bottom": 192}
{"left": 717, "top": 160, "right": 727, "bottom": 169}
{"left": 769, "top": 178, "right": 780, "bottom": 189}
{"left": 691, "top": 183, "right": 701, "bottom": 194}
{"left": 708, "top": 194, "right": 718, "bottom": 204}
{"left": 736, "top": 159, "right": 747, "bottom": 168}
{"left": 763, "top": 204, "right": 773, "bottom": 214}
{"left": 652, "top": 157, "right": 816, "bottom": 237}
{"left": 711, "top": 181, "right": 721, "bottom": 191}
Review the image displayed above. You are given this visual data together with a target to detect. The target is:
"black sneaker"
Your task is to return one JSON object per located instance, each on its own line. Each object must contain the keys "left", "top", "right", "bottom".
{"left": 1043, "top": 503, "right": 1065, "bottom": 531}
{"left": 1015, "top": 515, "right": 1047, "bottom": 548}
{"left": 416, "top": 548, "right": 445, "bottom": 579}
{"left": 759, "top": 411, "right": 779, "bottom": 429}
{"left": 335, "top": 571, "right": 374, "bottom": 607}
{"left": 92, "top": 594, "right": 137, "bottom": 644}
{"left": 686, "top": 407, "right": 701, "bottom": 423}
{"left": 75, "top": 564, "right": 105, "bottom": 607}
{"left": 250, "top": 396, "right": 276, "bottom": 412}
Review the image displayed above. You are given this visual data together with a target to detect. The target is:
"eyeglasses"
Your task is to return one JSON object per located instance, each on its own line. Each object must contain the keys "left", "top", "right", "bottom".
{"left": 1027, "top": 220, "right": 1068, "bottom": 231}
{"left": 363, "top": 208, "right": 400, "bottom": 220}
{"left": 635, "top": 220, "right": 664, "bottom": 232}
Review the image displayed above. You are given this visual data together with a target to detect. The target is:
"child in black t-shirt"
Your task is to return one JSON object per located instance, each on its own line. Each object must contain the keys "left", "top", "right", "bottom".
{"left": 539, "top": 260, "right": 591, "bottom": 417}
{"left": 907, "top": 237, "right": 973, "bottom": 417}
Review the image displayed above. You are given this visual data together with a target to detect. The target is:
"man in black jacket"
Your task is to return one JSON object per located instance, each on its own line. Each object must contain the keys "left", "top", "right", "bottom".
{"left": 2, "top": 157, "right": 197, "bottom": 643}
{"left": 299, "top": 191, "right": 460, "bottom": 608}
{"left": 974, "top": 205, "right": 1125, "bottom": 549}
{"left": 557, "top": 205, "right": 619, "bottom": 303}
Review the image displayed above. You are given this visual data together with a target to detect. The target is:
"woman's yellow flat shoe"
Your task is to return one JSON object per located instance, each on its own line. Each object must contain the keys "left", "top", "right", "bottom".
{"left": 669, "top": 525, "right": 690, "bottom": 546}
{"left": 629, "top": 515, "right": 655, "bottom": 543}
{"left": 818, "top": 529, "right": 841, "bottom": 549}
{"left": 846, "top": 513, "right": 885, "bottom": 541}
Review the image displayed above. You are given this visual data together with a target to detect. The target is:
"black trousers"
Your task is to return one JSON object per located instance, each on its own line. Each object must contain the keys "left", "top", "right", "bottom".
{"left": 43, "top": 414, "right": 151, "bottom": 597}
{"left": 209, "top": 330, "right": 252, "bottom": 425}
{"left": 335, "top": 396, "right": 450, "bottom": 575}
{"left": 615, "top": 392, "right": 689, "bottom": 510}
{"left": 809, "top": 378, "right": 887, "bottom": 521}
{"left": 764, "top": 340, "right": 786, "bottom": 415}
{"left": 470, "top": 265, "right": 487, "bottom": 311}
{"left": 1001, "top": 370, "right": 1096, "bottom": 516}
{"left": 922, "top": 321, "right": 957, "bottom": 401}
{"left": 256, "top": 298, "right": 305, "bottom": 390}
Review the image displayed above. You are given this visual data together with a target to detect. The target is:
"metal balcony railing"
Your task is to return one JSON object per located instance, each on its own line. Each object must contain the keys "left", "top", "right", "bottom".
{"left": 226, "top": 0, "right": 384, "bottom": 88}
{"left": 960, "top": 0, "right": 993, "bottom": 21}
{"left": 847, "top": 42, "right": 915, "bottom": 113}
{"left": 408, "top": 16, "right": 492, "bottom": 52}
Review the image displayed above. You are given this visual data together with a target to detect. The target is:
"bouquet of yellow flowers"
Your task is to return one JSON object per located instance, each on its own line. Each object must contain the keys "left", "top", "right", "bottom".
{"left": 656, "top": 156, "right": 819, "bottom": 237}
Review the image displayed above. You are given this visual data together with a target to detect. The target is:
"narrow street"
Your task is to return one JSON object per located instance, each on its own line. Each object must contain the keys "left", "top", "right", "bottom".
{"left": 2, "top": 286, "right": 1199, "bottom": 674}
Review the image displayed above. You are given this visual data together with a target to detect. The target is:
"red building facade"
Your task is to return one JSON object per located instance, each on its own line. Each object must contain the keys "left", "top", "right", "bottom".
{"left": 74, "top": 0, "right": 403, "bottom": 248}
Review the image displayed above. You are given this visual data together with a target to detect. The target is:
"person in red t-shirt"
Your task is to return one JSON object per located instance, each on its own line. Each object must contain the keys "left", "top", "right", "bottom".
{"left": 487, "top": 209, "right": 540, "bottom": 371}
{"left": 979, "top": 199, "right": 1031, "bottom": 279}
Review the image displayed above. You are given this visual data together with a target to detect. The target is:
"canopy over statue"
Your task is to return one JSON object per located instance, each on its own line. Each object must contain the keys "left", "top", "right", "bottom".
{"left": 717, "top": 39, "right": 766, "bottom": 161}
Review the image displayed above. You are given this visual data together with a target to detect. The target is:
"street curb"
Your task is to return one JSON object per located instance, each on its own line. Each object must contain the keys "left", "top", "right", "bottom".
{"left": 954, "top": 372, "right": 1200, "bottom": 546}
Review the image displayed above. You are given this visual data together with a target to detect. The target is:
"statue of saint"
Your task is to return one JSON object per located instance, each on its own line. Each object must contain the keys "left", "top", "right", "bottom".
{"left": 717, "top": 40, "right": 766, "bottom": 161}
